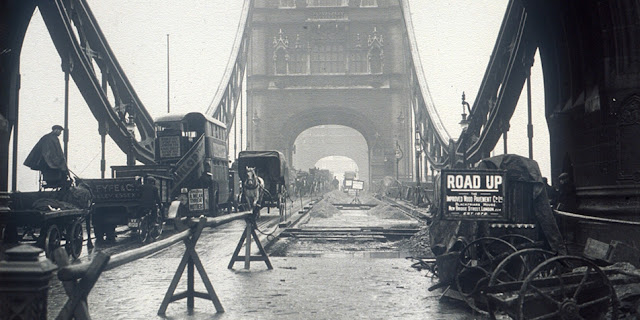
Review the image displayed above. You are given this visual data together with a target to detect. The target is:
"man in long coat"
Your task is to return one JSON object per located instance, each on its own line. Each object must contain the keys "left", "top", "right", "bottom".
{"left": 24, "top": 125, "right": 68, "bottom": 187}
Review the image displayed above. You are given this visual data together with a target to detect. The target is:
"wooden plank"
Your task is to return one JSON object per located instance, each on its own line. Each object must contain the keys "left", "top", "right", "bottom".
{"left": 203, "top": 211, "right": 252, "bottom": 228}
{"left": 170, "top": 291, "right": 188, "bottom": 303}
{"left": 53, "top": 248, "right": 90, "bottom": 320}
{"left": 157, "top": 250, "right": 189, "bottom": 315}
{"left": 228, "top": 228, "right": 247, "bottom": 269}
{"left": 188, "top": 245, "right": 224, "bottom": 312}
{"left": 233, "top": 256, "right": 268, "bottom": 261}
{"left": 59, "top": 229, "right": 191, "bottom": 281}
{"left": 484, "top": 273, "right": 603, "bottom": 294}
{"left": 193, "top": 292, "right": 211, "bottom": 300}
{"left": 244, "top": 221, "right": 251, "bottom": 269}
{"left": 251, "top": 228, "right": 272, "bottom": 269}
{"left": 56, "top": 252, "right": 110, "bottom": 320}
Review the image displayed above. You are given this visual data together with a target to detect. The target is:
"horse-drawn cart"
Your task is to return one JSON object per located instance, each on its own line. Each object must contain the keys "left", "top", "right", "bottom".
{"left": 0, "top": 190, "right": 89, "bottom": 259}
{"left": 237, "top": 151, "right": 289, "bottom": 217}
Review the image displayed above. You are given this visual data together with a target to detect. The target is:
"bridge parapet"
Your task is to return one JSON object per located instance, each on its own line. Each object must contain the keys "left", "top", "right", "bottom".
{"left": 205, "top": 0, "right": 253, "bottom": 132}
{"left": 455, "top": 0, "right": 536, "bottom": 165}
{"left": 38, "top": 0, "right": 156, "bottom": 163}
{"left": 399, "top": 0, "right": 451, "bottom": 170}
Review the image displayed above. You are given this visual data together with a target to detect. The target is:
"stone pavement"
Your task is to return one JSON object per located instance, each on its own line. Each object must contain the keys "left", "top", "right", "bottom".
{"left": 46, "top": 196, "right": 472, "bottom": 319}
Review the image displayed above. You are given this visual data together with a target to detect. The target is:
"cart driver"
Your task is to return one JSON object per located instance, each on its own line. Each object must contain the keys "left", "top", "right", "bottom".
{"left": 23, "top": 125, "right": 69, "bottom": 188}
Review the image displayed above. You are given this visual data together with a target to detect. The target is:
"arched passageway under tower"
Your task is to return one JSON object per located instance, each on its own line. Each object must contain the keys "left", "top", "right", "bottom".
{"left": 292, "top": 125, "right": 369, "bottom": 188}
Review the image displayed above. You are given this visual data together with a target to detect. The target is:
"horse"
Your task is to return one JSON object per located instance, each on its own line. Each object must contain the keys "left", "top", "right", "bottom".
{"left": 243, "top": 166, "right": 264, "bottom": 216}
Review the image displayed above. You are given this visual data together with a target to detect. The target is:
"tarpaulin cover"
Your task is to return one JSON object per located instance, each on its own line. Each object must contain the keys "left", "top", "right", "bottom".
{"left": 429, "top": 154, "right": 567, "bottom": 256}
{"left": 238, "top": 151, "right": 288, "bottom": 188}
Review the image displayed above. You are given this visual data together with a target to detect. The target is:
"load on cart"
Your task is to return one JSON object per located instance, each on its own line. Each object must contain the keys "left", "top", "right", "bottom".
{"left": 0, "top": 182, "right": 91, "bottom": 260}
{"left": 237, "top": 151, "right": 289, "bottom": 217}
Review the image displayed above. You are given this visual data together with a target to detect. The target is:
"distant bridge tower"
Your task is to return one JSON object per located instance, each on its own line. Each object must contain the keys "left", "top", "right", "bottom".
{"left": 246, "top": 0, "right": 414, "bottom": 184}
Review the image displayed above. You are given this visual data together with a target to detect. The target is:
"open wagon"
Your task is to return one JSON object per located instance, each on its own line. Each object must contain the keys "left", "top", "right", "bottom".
{"left": 237, "top": 150, "right": 289, "bottom": 217}
{"left": 428, "top": 155, "right": 576, "bottom": 313}
{"left": 0, "top": 190, "right": 89, "bottom": 260}
{"left": 482, "top": 251, "right": 640, "bottom": 319}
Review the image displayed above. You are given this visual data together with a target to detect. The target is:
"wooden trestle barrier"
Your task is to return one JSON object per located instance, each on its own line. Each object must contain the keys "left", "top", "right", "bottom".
{"left": 227, "top": 216, "right": 273, "bottom": 270}
{"left": 157, "top": 216, "right": 222, "bottom": 314}
{"left": 53, "top": 211, "right": 265, "bottom": 319}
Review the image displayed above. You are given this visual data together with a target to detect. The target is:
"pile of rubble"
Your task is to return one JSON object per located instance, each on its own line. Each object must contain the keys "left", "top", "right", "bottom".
{"left": 367, "top": 203, "right": 411, "bottom": 220}
{"left": 405, "top": 226, "right": 433, "bottom": 258}
{"left": 323, "top": 190, "right": 352, "bottom": 204}
{"left": 307, "top": 199, "right": 341, "bottom": 218}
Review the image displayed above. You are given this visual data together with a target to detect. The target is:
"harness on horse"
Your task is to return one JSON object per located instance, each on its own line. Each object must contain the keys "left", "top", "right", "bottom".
{"left": 244, "top": 179, "right": 259, "bottom": 190}
{"left": 244, "top": 168, "right": 261, "bottom": 190}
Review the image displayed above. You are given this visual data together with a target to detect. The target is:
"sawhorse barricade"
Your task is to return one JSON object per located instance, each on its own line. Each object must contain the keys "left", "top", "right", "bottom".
{"left": 228, "top": 216, "right": 273, "bottom": 270}
{"left": 158, "top": 216, "right": 223, "bottom": 314}
{"left": 53, "top": 211, "right": 267, "bottom": 319}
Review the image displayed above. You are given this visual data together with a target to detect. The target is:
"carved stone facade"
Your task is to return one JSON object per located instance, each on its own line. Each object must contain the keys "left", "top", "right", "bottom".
{"left": 248, "top": 0, "right": 412, "bottom": 184}
{"left": 534, "top": 0, "right": 640, "bottom": 216}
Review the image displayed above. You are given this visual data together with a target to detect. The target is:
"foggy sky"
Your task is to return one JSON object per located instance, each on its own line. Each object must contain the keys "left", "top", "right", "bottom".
{"left": 11, "top": 0, "right": 548, "bottom": 191}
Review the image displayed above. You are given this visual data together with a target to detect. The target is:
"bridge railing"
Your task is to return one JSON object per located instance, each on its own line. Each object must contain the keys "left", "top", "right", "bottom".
{"left": 38, "top": 0, "right": 156, "bottom": 163}
{"left": 456, "top": 0, "right": 537, "bottom": 164}
{"left": 205, "top": 0, "right": 253, "bottom": 132}
{"left": 399, "top": 0, "right": 452, "bottom": 169}
{"left": 50, "top": 211, "right": 272, "bottom": 319}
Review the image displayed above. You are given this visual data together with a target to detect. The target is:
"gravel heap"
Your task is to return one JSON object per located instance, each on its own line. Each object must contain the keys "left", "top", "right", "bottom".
{"left": 307, "top": 199, "right": 341, "bottom": 218}
{"left": 359, "top": 194, "right": 383, "bottom": 205}
{"left": 367, "top": 203, "right": 411, "bottom": 220}
{"left": 323, "top": 190, "right": 353, "bottom": 204}
{"left": 406, "top": 226, "right": 434, "bottom": 258}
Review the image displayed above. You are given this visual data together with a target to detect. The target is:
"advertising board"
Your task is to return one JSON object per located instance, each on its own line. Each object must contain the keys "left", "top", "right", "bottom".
{"left": 189, "top": 188, "right": 205, "bottom": 211}
{"left": 441, "top": 169, "right": 508, "bottom": 221}
{"left": 344, "top": 179, "right": 353, "bottom": 187}
{"left": 158, "top": 136, "right": 181, "bottom": 159}
{"left": 85, "top": 178, "right": 141, "bottom": 202}
{"left": 351, "top": 180, "right": 364, "bottom": 190}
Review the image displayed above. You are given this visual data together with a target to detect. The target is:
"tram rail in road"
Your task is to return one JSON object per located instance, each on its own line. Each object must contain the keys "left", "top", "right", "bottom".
{"left": 280, "top": 227, "right": 420, "bottom": 240}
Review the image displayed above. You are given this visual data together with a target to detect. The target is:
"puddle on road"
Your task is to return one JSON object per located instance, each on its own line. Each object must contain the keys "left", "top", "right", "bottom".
{"left": 286, "top": 250, "right": 412, "bottom": 259}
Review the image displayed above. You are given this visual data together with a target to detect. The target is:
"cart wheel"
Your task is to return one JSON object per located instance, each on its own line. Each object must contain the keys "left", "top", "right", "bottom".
{"left": 517, "top": 256, "right": 618, "bottom": 320}
{"left": 137, "top": 215, "right": 150, "bottom": 244}
{"left": 487, "top": 248, "right": 555, "bottom": 319}
{"left": 65, "top": 220, "right": 84, "bottom": 260}
{"left": 490, "top": 248, "right": 556, "bottom": 285}
{"left": 44, "top": 224, "right": 61, "bottom": 259}
{"left": 499, "top": 234, "right": 535, "bottom": 249}
{"left": 149, "top": 212, "right": 163, "bottom": 242}
{"left": 456, "top": 237, "right": 517, "bottom": 314}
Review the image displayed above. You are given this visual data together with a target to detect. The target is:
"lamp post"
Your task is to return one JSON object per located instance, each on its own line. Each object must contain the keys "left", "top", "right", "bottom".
{"left": 395, "top": 141, "right": 403, "bottom": 180}
{"left": 126, "top": 113, "right": 136, "bottom": 166}
{"left": 459, "top": 92, "right": 472, "bottom": 167}
{"left": 415, "top": 129, "right": 422, "bottom": 186}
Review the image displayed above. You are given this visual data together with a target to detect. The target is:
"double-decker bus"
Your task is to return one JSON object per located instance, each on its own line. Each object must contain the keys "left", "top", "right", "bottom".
{"left": 86, "top": 112, "right": 231, "bottom": 243}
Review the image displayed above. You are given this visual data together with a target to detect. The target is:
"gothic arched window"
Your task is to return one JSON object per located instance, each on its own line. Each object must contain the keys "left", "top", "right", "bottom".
{"left": 369, "top": 46, "right": 382, "bottom": 74}
{"left": 274, "top": 48, "right": 288, "bottom": 74}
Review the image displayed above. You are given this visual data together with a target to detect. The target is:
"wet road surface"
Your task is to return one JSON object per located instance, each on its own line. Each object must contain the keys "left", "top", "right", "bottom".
{"left": 46, "top": 195, "right": 475, "bottom": 319}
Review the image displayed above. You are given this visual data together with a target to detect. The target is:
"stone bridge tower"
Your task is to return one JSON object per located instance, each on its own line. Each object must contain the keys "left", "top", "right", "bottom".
{"left": 246, "top": 0, "right": 413, "bottom": 185}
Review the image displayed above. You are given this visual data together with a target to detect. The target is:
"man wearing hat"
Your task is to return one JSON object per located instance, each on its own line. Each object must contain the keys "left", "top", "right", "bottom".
{"left": 24, "top": 125, "right": 68, "bottom": 187}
